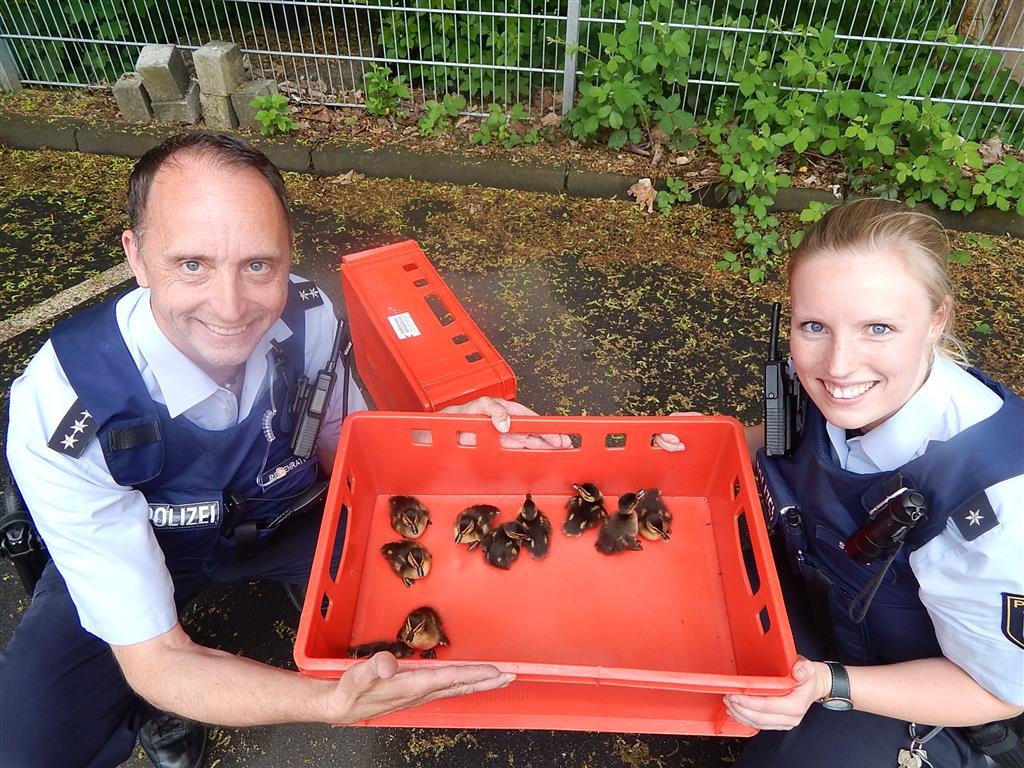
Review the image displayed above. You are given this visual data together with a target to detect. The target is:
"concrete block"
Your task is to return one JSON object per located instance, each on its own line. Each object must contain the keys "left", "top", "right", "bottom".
{"left": 200, "top": 92, "right": 238, "bottom": 130}
{"left": 112, "top": 72, "right": 153, "bottom": 122}
{"left": 0, "top": 38, "right": 23, "bottom": 93}
{"left": 231, "top": 79, "right": 278, "bottom": 130}
{"left": 193, "top": 40, "right": 248, "bottom": 97}
{"left": 136, "top": 44, "right": 188, "bottom": 101}
{"left": 152, "top": 80, "right": 201, "bottom": 124}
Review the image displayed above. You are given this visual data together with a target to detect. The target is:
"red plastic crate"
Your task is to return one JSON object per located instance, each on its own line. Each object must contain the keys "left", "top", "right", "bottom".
{"left": 295, "top": 413, "right": 797, "bottom": 736}
{"left": 340, "top": 241, "right": 517, "bottom": 411}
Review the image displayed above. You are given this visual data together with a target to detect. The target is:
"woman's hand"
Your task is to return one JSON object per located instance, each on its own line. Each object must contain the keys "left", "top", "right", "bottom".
{"left": 724, "top": 657, "right": 830, "bottom": 730}
{"left": 652, "top": 411, "right": 701, "bottom": 452}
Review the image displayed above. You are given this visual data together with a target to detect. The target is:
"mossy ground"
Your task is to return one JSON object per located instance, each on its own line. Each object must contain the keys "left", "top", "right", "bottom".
{"left": 1, "top": 144, "right": 1022, "bottom": 767}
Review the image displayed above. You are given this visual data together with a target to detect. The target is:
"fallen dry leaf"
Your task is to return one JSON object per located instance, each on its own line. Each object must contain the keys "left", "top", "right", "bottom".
{"left": 627, "top": 177, "right": 657, "bottom": 213}
{"left": 674, "top": 155, "right": 693, "bottom": 165}
{"left": 541, "top": 112, "right": 561, "bottom": 130}
{"left": 335, "top": 169, "right": 364, "bottom": 185}
{"left": 979, "top": 137, "right": 1006, "bottom": 167}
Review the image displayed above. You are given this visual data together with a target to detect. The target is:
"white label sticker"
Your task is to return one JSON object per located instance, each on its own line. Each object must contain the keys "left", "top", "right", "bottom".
{"left": 388, "top": 312, "right": 421, "bottom": 339}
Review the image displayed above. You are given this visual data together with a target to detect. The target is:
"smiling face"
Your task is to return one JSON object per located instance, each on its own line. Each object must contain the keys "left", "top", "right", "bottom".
{"left": 122, "top": 152, "right": 292, "bottom": 382}
{"left": 789, "top": 246, "right": 948, "bottom": 433}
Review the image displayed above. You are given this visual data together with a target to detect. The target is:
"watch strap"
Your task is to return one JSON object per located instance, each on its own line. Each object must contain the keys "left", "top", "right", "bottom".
{"left": 820, "top": 660, "right": 853, "bottom": 707}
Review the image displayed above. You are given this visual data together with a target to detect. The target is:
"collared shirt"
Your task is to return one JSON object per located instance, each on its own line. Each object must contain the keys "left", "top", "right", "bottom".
{"left": 826, "top": 355, "right": 1024, "bottom": 706}
{"left": 6, "top": 279, "right": 366, "bottom": 645}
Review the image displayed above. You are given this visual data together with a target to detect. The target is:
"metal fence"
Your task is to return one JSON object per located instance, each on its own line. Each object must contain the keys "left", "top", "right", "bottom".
{"left": 2, "top": 0, "right": 1023, "bottom": 141}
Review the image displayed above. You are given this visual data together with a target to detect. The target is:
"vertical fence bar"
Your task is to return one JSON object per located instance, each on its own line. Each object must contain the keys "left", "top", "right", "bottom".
{"left": 561, "top": 0, "right": 581, "bottom": 115}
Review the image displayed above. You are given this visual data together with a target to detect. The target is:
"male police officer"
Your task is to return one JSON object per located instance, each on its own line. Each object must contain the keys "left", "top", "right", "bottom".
{"left": 0, "top": 132, "right": 553, "bottom": 768}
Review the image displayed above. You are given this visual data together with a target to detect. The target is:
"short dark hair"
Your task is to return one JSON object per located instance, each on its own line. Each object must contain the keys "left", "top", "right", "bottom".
{"left": 126, "top": 131, "right": 292, "bottom": 241}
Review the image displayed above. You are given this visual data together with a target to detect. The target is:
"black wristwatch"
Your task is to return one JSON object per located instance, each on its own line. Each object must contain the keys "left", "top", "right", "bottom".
{"left": 818, "top": 661, "right": 854, "bottom": 711}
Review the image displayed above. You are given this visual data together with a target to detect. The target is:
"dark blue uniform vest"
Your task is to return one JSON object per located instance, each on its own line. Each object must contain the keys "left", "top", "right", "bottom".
{"left": 49, "top": 282, "right": 325, "bottom": 593}
{"left": 756, "top": 368, "right": 1024, "bottom": 665}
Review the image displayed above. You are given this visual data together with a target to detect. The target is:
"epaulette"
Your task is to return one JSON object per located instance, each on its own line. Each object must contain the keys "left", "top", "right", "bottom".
{"left": 291, "top": 280, "right": 324, "bottom": 310}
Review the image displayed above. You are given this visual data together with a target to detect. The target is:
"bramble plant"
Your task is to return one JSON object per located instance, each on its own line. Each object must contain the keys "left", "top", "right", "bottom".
{"left": 363, "top": 66, "right": 411, "bottom": 118}
{"left": 251, "top": 93, "right": 299, "bottom": 136}
{"left": 470, "top": 103, "right": 544, "bottom": 148}
{"left": 418, "top": 94, "right": 467, "bottom": 136}
{"left": 656, "top": 177, "right": 693, "bottom": 216}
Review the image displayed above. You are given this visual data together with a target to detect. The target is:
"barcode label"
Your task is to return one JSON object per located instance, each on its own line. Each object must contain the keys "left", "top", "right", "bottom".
{"left": 388, "top": 312, "right": 421, "bottom": 339}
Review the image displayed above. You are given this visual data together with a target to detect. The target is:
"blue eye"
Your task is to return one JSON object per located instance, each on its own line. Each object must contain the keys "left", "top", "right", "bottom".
{"left": 869, "top": 324, "right": 890, "bottom": 336}
{"left": 250, "top": 261, "right": 266, "bottom": 273}
{"left": 183, "top": 260, "right": 201, "bottom": 273}
{"left": 802, "top": 321, "right": 825, "bottom": 333}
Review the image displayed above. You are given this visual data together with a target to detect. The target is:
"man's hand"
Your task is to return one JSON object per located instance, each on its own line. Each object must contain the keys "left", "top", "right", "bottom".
{"left": 327, "top": 652, "right": 514, "bottom": 724}
{"left": 652, "top": 411, "right": 700, "bottom": 452}
{"left": 724, "top": 657, "right": 829, "bottom": 730}
{"left": 442, "top": 397, "right": 572, "bottom": 449}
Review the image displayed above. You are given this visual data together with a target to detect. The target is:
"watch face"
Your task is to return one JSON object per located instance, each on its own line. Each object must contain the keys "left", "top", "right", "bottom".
{"left": 820, "top": 697, "right": 854, "bottom": 711}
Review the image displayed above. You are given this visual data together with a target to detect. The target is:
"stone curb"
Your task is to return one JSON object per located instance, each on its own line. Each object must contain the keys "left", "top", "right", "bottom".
{"left": 2, "top": 113, "right": 1021, "bottom": 237}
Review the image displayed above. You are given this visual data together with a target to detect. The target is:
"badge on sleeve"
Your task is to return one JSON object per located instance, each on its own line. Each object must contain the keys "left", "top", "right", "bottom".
{"left": 952, "top": 491, "right": 998, "bottom": 541}
{"left": 1002, "top": 593, "right": 1024, "bottom": 650}
{"left": 47, "top": 398, "right": 98, "bottom": 458}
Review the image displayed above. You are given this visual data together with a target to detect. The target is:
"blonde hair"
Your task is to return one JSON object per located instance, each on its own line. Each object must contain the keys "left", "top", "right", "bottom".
{"left": 789, "top": 198, "right": 968, "bottom": 365}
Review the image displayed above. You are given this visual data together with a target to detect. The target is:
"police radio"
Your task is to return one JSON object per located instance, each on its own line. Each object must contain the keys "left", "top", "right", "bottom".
{"left": 289, "top": 318, "right": 351, "bottom": 460}
{"left": 763, "top": 302, "right": 802, "bottom": 457}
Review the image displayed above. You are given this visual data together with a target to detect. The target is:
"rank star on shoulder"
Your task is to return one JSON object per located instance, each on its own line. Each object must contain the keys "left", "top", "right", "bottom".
{"left": 71, "top": 417, "right": 89, "bottom": 434}
{"left": 60, "top": 433, "right": 78, "bottom": 450}
{"left": 965, "top": 508, "right": 984, "bottom": 526}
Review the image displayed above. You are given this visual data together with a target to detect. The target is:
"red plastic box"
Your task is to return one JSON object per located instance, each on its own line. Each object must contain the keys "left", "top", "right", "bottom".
{"left": 295, "top": 413, "right": 797, "bottom": 736}
{"left": 340, "top": 241, "right": 517, "bottom": 411}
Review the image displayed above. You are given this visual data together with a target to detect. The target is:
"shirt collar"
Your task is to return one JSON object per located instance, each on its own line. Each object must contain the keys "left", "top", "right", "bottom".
{"left": 825, "top": 356, "right": 953, "bottom": 472}
{"left": 131, "top": 292, "right": 294, "bottom": 419}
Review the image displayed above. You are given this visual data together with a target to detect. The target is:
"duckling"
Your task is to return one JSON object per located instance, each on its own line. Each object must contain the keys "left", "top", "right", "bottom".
{"left": 397, "top": 606, "right": 449, "bottom": 659}
{"left": 595, "top": 491, "right": 644, "bottom": 554}
{"left": 453, "top": 503, "right": 500, "bottom": 551}
{"left": 563, "top": 482, "right": 607, "bottom": 536}
{"left": 347, "top": 640, "right": 416, "bottom": 659}
{"left": 380, "top": 540, "right": 432, "bottom": 586}
{"left": 516, "top": 493, "right": 552, "bottom": 559}
{"left": 637, "top": 487, "right": 672, "bottom": 541}
{"left": 481, "top": 520, "right": 527, "bottom": 570}
{"left": 388, "top": 494, "right": 431, "bottom": 538}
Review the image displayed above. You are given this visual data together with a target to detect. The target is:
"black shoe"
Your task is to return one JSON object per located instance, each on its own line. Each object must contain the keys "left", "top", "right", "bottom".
{"left": 139, "top": 712, "right": 208, "bottom": 768}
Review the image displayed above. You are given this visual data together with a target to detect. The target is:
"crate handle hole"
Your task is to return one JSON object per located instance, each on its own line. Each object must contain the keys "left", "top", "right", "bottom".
{"left": 465, "top": 352, "right": 483, "bottom": 363}
{"left": 328, "top": 505, "right": 348, "bottom": 581}
{"left": 452, "top": 334, "right": 469, "bottom": 345}
{"left": 424, "top": 293, "right": 454, "bottom": 326}
{"left": 758, "top": 605, "right": 771, "bottom": 634}
{"left": 319, "top": 592, "right": 331, "bottom": 619}
{"left": 412, "top": 429, "right": 433, "bottom": 446}
{"left": 732, "top": 475, "right": 741, "bottom": 499}
{"left": 413, "top": 278, "right": 428, "bottom": 287}
{"left": 604, "top": 433, "right": 627, "bottom": 449}
{"left": 737, "top": 510, "right": 761, "bottom": 595}
{"left": 402, "top": 262, "right": 417, "bottom": 272}
{"left": 346, "top": 473, "right": 354, "bottom": 490}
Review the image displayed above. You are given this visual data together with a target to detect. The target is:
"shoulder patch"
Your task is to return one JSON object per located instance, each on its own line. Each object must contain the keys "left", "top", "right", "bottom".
{"left": 1002, "top": 593, "right": 1024, "bottom": 650}
{"left": 292, "top": 281, "right": 324, "bottom": 310}
{"left": 47, "top": 398, "right": 98, "bottom": 458}
{"left": 952, "top": 491, "right": 999, "bottom": 541}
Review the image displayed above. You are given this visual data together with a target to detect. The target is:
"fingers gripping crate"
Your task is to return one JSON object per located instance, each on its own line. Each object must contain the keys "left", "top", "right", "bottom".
{"left": 340, "top": 241, "right": 517, "bottom": 411}
{"left": 295, "top": 414, "right": 797, "bottom": 736}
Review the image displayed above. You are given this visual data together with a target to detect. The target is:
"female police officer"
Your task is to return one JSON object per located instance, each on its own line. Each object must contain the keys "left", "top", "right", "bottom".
{"left": 659, "top": 198, "right": 1023, "bottom": 767}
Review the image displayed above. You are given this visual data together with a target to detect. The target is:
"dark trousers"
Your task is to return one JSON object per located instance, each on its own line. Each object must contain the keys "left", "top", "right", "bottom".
{"left": 732, "top": 533, "right": 988, "bottom": 768}
{"left": 0, "top": 509, "right": 344, "bottom": 768}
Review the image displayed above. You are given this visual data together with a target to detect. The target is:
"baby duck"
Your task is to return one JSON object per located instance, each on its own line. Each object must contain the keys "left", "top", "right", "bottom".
{"left": 516, "top": 493, "right": 551, "bottom": 559}
{"left": 347, "top": 640, "right": 415, "bottom": 659}
{"left": 637, "top": 487, "right": 672, "bottom": 541}
{"left": 380, "top": 540, "right": 432, "bottom": 586}
{"left": 595, "top": 491, "right": 644, "bottom": 554}
{"left": 398, "top": 606, "right": 449, "bottom": 658}
{"left": 481, "top": 520, "right": 527, "bottom": 570}
{"left": 563, "top": 482, "right": 607, "bottom": 536}
{"left": 388, "top": 494, "right": 431, "bottom": 539}
{"left": 453, "top": 503, "right": 500, "bottom": 551}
